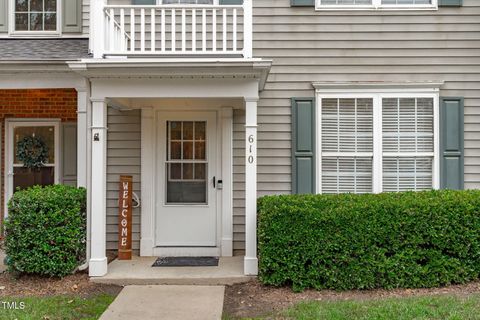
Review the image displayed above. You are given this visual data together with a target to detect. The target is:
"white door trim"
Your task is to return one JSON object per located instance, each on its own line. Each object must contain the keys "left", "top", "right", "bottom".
{"left": 140, "top": 106, "right": 233, "bottom": 256}
{"left": 4, "top": 119, "right": 61, "bottom": 218}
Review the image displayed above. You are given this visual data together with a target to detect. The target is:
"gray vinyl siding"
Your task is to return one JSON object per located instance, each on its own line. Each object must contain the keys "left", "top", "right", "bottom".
{"left": 233, "top": 109, "right": 246, "bottom": 255}
{"left": 227, "top": 0, "right": 480, "bottom": 254}
{"left": 106, "top": 107, "right": 141, "bottom": 251}
{"left": 252, "top": 0, "right": 480, "bottom": 193}
{"left": 82, "top": 0, "right": 89, "bottom": 36}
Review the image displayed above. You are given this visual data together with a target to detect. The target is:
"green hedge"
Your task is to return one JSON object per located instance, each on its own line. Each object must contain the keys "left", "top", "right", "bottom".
{"left": 4, "top": 185, "right": 87, "bottom": 277}
{"left": 258, "top": 190, "right": 480, "bottom": 291}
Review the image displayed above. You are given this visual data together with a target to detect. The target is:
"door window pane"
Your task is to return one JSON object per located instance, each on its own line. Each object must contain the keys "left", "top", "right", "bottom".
{"left": 12, "top": 124, "right": 56, "bottom": 193}
{"left": 14, "top": 126, "right": 55, "bottom": 164}
{"left": 166, "top": 121, "right": 208, "bottom": 204}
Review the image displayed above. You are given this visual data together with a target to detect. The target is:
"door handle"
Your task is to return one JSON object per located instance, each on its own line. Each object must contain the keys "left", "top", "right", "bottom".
{"left": 213, "top": 176, "right": 216, "bottom": 188}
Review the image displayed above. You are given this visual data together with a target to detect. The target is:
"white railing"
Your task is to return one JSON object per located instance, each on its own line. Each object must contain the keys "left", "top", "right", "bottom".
{"left": 95, "top": 2, "right": 252, "bottom": 58}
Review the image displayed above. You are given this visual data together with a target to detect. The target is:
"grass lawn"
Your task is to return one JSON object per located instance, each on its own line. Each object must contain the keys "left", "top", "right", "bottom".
{"left": 0, "top": 294, "right": 115, "bottom": 320}
{"left": 264, "top": 294, "right": 480, "bottom": 320}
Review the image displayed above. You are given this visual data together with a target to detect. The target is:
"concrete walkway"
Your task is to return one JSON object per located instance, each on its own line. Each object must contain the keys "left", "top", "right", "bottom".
{"left": 100, "top": 285, "right": 225, "bottom": 320}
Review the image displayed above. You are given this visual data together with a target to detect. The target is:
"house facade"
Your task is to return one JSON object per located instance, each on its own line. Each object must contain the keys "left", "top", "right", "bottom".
{"left": 0, "top": 0, "right": 477, "bottom": 277}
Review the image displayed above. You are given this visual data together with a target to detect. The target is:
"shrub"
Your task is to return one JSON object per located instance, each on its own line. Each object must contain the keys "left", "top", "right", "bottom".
{"left": 4, "top": 185, "right": 87, "bottom": 277}
{"left": 258, "top": 190, "right": 480, "bottom": 291}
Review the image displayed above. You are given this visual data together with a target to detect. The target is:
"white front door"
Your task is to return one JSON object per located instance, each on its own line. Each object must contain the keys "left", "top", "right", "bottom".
{"left": 156, "top": 111, "right": 217, "bottom": 247}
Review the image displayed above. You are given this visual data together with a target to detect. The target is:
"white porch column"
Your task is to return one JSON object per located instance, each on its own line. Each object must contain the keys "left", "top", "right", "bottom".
{"left": 221, "top": 107, "right": 234, "bottom": 257}
{"left": 76, "top": 88, "right": 88, "bottom": 188}
{"left": 91, "top": 0, "right": 106, "bottom": 58}
{"left": 244, "top": 98, "right": 258, "bottom": 275}
{"left": 76, "top": 86, "right": 90, "bottom": 269}
{"left": 140, "top": 108, "right": 155, "bottom": 256}
{"left": 89, "top": 99, "right": 108, "bottom": 277}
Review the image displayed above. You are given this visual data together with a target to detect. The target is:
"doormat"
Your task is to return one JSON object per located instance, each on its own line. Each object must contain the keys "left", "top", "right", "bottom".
{"left": 152, "top": 256, "right": 219, "bottom": 267}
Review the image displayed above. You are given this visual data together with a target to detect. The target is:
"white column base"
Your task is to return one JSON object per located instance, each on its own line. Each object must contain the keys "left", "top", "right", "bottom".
{"left": 89, "top": 257, "right": 108, "bottom": 277}
{"left": 221, "top": 238, "right": 233, "bottom": 257}
{"left": 244, "top": 256, "right": 258, "bottom": 276}
{"left": 140, "top": 238, "right": 154, "bottom": 256}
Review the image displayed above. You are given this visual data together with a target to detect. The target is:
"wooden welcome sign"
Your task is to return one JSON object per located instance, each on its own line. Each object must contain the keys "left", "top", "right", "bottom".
{"left": 118, "top": 175, "right": 133, "bottom": 260}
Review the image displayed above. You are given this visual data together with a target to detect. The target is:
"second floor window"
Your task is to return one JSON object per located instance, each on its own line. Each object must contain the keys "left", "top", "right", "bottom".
{"left": 14, "top": 0, "right": 57, "bottom": 31}
{"left": 317, "top": 0, "right": 435, "bottom": 9}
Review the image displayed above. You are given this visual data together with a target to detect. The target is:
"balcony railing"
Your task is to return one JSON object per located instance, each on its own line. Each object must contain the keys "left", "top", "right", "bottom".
{"left": 93, "top": 2, "right": 252, "bottom": 59}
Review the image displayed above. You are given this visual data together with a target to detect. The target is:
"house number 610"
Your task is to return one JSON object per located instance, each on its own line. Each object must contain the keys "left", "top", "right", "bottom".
{"left": 247, "top": 135, "right": 255, "bottom": 164}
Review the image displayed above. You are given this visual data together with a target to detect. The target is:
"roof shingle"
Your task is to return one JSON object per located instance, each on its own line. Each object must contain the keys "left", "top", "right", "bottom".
{"left": 0, "top": 39, "right": 90, "bottom": 61}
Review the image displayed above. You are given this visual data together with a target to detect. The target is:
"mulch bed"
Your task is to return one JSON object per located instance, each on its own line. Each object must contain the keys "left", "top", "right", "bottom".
{"left": 0, "top": 271, "right": 122, "bottom": 298}
{"left": 223, "top": 279, "right": 480, "bottom": 319}
{"left": 0, "top": 251, "right": 122, "bottom": 298}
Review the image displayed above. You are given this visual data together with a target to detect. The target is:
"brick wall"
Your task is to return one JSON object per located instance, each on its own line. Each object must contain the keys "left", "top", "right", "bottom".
{"left": 0, "top": 89, "right": 78, "bottom": 224}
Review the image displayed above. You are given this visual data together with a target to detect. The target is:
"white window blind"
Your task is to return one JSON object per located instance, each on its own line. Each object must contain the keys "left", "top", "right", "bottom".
{"left": 318, "top": 93, "right": 438, "bottom": 194}
{"left": 382, "top": 97, "right": 434, "bottom": 191}
{"left": 382, "top": 0, "right": 431, "bottom": 4}
{"left": 321, "top": 98, "right": 373, "bottom": 194}
{"left": 320, "top": 0, "right": 372, "bottom": 5}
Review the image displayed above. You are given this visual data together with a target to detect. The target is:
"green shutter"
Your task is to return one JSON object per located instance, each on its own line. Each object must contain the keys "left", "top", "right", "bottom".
{"left": 0, "top": 0, "right": 7, "bottom": 32}
{"left": 439, "top": 0, "right": 463, "bottom": 6}
{"left": 132, "top": 0, "right": 156, "bottom": 4}
{"left": 291, "top": 0, "right": 315, "bottom": 6}
{"left": 63, "top": 0, "right": 82, "bottom": 33}
{"left": 440, "top": 97, "right": 464, "bottom": 190}
{"left": 292, "top": 98, "right": 316, "bottom": 194}
{"left": 219, "top": 0, "right": 243, "bottom": 4}
{"left": 62, "top": 123, "right": 77, "bottom": 186}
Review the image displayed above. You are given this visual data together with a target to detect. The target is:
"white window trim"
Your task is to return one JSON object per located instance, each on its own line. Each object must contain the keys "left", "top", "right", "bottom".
{"left": 4, "top": 119, "right": 61, "bottom": 218}
{"left": 156, "top": 0, "right": 220, "bottom": 4}
{"left": 8, "top": 0, "right": 61, "bottom": 36}
{"left": 315, "top": 0, "right": 438, "bottom": 11}
{"left": 315, "top": 86, "right": 440, "bottom": 194}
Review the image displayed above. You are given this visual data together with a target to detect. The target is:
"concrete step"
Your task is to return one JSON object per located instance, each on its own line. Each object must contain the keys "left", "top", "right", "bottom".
{"left": 91, "top": 256, "right": 254, "bottom": 286}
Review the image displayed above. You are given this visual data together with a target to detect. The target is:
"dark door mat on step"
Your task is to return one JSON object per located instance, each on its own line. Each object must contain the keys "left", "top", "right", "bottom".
{"left": 152, "top": 256, "right": 219, "bottom": 267}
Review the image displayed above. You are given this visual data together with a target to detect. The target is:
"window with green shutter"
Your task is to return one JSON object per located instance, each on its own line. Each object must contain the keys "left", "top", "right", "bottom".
{"left": 293, "top": 87, "right": 447, "bottom": 195}
{"left": 292, "top": 98, "right": 316, "bottom": 194}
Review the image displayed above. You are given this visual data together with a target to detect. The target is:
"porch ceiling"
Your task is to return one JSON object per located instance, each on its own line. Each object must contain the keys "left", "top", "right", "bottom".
{"left": 67, "top": 58, "right": 272, "bottom": 91}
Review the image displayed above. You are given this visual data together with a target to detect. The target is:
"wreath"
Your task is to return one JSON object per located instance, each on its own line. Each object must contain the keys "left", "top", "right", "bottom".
{"left": 16, "top": 136, "right": 49, "bottom": 169}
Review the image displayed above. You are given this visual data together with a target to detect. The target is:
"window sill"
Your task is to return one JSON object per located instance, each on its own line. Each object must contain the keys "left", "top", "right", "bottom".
{"left": 8, "top": 31, "right": 61, "bottom": 38}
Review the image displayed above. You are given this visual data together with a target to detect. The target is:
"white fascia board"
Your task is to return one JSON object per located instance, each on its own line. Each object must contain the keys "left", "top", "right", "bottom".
{"left": 67, "top": 59, "right": 273, "bottom": 90}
